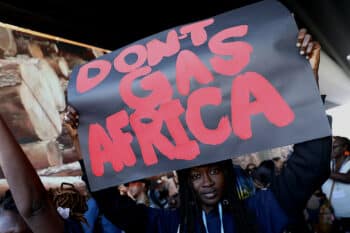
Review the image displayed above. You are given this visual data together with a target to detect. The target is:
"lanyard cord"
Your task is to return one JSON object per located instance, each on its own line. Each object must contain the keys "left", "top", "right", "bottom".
{"left": 202, "top": 203, "right": 224, "bottom": 233}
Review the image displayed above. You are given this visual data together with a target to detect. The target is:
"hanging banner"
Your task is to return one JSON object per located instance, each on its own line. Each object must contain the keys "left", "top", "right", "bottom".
{"left": 68, "top": 1, "right": 331, "bottom": 191}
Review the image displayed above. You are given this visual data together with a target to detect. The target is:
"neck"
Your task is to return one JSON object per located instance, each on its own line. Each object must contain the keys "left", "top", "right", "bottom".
{"left": 202, "top": 203, "right": 224, "bottom": 233}
{"left": 202, "top": 204, "right": 215, "bottom": 213}
{"left": 335, "top": 156, "right": 347, "bottom": 171}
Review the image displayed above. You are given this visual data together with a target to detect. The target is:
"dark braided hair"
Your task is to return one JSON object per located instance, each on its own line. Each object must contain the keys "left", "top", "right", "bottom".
{"left": 47, "top": 182, "right": 88, "bottom": 224}
{"left": 177, "top": 159, "right": 257, "bottom": 233}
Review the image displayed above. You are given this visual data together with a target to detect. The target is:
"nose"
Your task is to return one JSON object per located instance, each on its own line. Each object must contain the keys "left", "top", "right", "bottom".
{"left": 202, "top": 173, "right": 214, "bottom": 187}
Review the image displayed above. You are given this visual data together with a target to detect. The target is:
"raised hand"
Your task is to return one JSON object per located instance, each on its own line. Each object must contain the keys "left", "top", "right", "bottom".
{"left": 296, "top": 28, "right": 321, "bottom": 87}
{"left": 64, "top": 105, "right": 79, "bottom": 130}
{"left": 63, "top": 105, "right": 82, "bottom": 157}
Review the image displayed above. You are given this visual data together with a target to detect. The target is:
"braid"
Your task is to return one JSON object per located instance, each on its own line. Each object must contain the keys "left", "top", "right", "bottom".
{"left": 178, "top": 169, "right": 205, "bottom": 233}
{"left": 222, "top": 161, "right": 257, "bottom": 233}
{"left": 48, "top": 182, "right": 88, "bottom": 224}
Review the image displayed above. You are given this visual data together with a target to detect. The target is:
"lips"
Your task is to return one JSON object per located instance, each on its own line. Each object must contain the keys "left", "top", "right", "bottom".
{"left": 201, "top": 189, "right": 217, "bottom": 199}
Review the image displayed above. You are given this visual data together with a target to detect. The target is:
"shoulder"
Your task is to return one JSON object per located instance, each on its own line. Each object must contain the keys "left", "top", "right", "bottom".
{"left": 245, "top": 189, "right": 274, "bottom": 206}
{"left": 246, "top": 189, "right": 287, "bottom": 215}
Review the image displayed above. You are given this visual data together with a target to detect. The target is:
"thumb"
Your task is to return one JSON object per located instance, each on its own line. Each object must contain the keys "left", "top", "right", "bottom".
{"left": 309, "top": 42, "right": 321, "bottom": 87}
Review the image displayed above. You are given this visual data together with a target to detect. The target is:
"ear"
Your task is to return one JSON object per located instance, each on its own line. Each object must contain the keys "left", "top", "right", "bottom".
{"left": 344, "top": 150, "right": 350, "bottom": 156}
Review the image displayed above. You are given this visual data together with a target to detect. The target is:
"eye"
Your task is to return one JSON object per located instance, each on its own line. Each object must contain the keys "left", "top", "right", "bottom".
{"left": 190, "top": 172, "right": 201, "bottom": 181}
{"left": 209, "top": 167, "right": 221, "bottom": 175}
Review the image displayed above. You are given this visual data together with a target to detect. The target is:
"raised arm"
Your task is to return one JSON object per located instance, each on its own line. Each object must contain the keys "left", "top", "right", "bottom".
{"left": 330, "top": 171, "right": 350, "bottom": 183}
{"left": 64, "top": 108, "right": 149, "bottom": 232}
{"left": 0, "top": 115, "right": 64, "bottom": 233}
{"left": 271, "top": 28, "right": 332, "bottom": 217}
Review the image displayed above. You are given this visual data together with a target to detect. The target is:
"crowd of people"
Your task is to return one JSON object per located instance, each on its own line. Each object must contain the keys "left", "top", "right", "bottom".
{"left": 0, "top": 22, "right": 349, "bottom": 233}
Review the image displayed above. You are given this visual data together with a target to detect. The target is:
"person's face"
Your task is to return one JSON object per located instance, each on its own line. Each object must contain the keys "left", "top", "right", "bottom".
{"left": 189, "top": 164, "right": 225, "bottom": 213}
{"left": 0, "top": 209, "right": 31, "bottom": 233}
{"left": 332, "top": 138, "right": 344, "bottom": 159}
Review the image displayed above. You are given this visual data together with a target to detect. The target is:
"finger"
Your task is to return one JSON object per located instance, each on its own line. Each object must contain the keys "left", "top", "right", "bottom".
{"left": 67, "top": 105, "right": 75, "bottom": 113}
{"left": 309, "top": 41, "right": 321, "bottom": 74}
{"left": 312, "top": 41, "right": 321, "bottom": 56}
{"left": 308, "top": 41, "right": 321, "bottom": 62}
{"left": 64, "top": 107, "right": 74, "bottom": 121}
{"left": 70, "top": 112, "right": 79, "bottom": 120}
{"left": 296, "top": 28, "right": 307, "bottom": 47}
{"left": 65, "top": 119, "right": 79, "bottom": 129}
{"left": 65, "top": 106, "right": 79, "bottom": 120}
{"left": 70, "top": 122, "right": 79, "bottom": 129}
{"left": 66, "top": 106, "right": 73, "bottom": 116}
{"left": 300, "top": 34, "right": 312, "bottom": 55}
{"left": 67, "top": 105, "right": 79, "bottom": 118}
{"left": 305, "top": 42, "right": 314, "bottom": 59}
{"left": 313, "top": 41, "right": 321, "bottom": 50}
{"left": 64, "top": 113, "right": 70, "bottom": 123}
{"left": 64, "top": 111, "right": 76, "bottom": 124}
{"left": 63, "top": 113, "right": 79, "bottom": 129}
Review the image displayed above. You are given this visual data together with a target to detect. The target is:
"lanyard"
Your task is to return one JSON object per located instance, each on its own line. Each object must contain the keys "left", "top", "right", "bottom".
{"left": 202, "top": 203, "right": 224, "bottom": 233}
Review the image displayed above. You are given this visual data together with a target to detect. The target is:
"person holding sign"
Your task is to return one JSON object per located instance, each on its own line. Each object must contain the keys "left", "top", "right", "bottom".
{"left": 64, "top": 28, "right": 332, "bottom": 233}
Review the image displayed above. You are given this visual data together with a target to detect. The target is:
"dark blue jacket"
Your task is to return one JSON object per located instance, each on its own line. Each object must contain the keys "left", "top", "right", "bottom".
{"left": 90, "top": 135, "right": 331, "bottom": 233}
{"left": 82, "top": 197, "right": 124, "bottom": 233}
{"left": 135, "top": 188, "right": 289, "bottom": 233}
{"left": 64, "top": 218, "right": 85, "bottom": 233}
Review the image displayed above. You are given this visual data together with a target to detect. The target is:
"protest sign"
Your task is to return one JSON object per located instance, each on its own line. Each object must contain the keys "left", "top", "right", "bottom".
{"left": 68, "top": 1, "right": 331, "bottom": 191}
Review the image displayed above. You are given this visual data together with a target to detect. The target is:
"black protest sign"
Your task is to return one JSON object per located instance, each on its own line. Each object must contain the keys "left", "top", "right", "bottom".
{"left": 68, "top": 1, "right": 331, "bottom": 191}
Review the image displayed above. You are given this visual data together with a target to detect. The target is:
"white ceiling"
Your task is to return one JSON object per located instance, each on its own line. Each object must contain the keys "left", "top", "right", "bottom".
{"left": 320, "top": 50, "right": 350, "bottom": 138}
{"left": 319, "top": 50, "right": 350, "bottom": 107}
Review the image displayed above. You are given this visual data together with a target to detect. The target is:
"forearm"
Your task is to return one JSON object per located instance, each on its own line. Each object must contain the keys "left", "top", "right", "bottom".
{"left": 272, "top": 135, "right": 332, "bottom": 217}
{"left": 330, "top": 172, "right": 350, "bottom": 183}
{"left": 0, "top": 117, "right": 45, "bottom": 214}
{"left": 0, "top": 117, "right": 61, "bottom": 227}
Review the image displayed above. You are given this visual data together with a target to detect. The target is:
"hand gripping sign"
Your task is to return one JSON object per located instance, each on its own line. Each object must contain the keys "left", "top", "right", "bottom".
{"left": 68, "top": 1, "right": 331, "bottom": 191}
